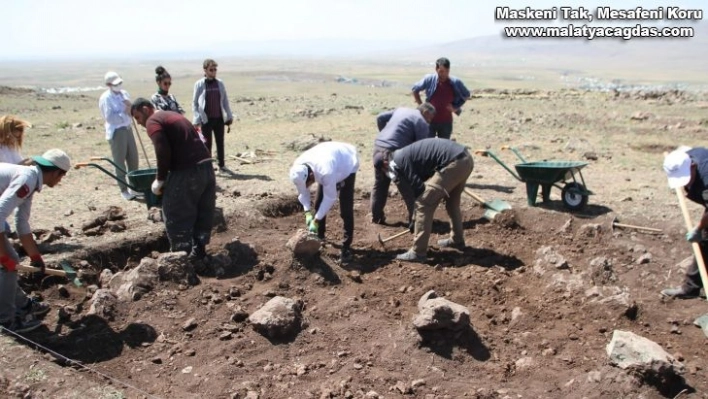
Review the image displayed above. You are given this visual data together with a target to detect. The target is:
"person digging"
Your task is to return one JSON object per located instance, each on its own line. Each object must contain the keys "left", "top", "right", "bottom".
{"left": 131, "top": 98, "right": 216, "bottom": 260}
{"left": 0, "top": 149, "right": 70, "bottom": 333}
{"left": 378, "top": 138, "right": 474, "bottom": 262}
{"left": 661, "top": 147, "right": 708, "bottom": 298}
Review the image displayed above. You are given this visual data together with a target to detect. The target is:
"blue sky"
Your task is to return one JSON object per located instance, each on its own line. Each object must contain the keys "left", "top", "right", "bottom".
{"left": 2, "top": 0, "right": 705, "bottom": 59}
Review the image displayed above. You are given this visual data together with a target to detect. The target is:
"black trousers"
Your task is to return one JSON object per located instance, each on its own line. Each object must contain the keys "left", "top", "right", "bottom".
{"left": 428, "top": 122, "right": 453, "bottom": 139}
{"left": 371, "top": 146, "right": 416, "bottom": 223}
{"left": 314, "top": 173, "right": 355, "bottom": 250}
{"left": 162, "top": 162, "right": 216, "bottom": 253}
{"left": 202, "top": 117, "right": 225, "bottom": 168}
{"left": 683, "top": 241, "right": 707, "bottom": 291}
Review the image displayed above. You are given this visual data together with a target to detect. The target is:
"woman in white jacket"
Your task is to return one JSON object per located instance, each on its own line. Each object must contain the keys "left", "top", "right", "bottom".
{"left": 192, "top": 59, "right": 233, "bottom": 173}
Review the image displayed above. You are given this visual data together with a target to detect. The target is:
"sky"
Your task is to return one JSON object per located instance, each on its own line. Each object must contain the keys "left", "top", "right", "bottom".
{"left": 2, "top": 0, "right": 706, "bottom": 60}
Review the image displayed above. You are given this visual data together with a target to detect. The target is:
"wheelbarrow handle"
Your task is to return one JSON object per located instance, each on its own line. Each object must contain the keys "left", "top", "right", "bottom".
{"left": 86, "top": 157, "right": 127, "bottom": 174}
{"left": 474, "top": 149, "right": 489, "bottom": 156}
{"left": 74, "top": 162, "right": 89, "bottom": 169}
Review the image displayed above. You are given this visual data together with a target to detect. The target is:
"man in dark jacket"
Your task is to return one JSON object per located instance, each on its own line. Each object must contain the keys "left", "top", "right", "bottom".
{"left": 380, "top": 138, "right": 474, "bottom": 262}
{"left": 371, "top": 103, "right": 435, "bottom": 224}
{"left": 661, "top": 147, "right": 708, "bottom": 298}
{"left": 131, "top": 98, "right": 216, "bottom": 259}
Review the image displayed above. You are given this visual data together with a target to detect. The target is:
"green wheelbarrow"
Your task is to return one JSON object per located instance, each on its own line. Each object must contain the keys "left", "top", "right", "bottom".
{"left": 74, "top": 156, "right": 162, "bottom": 209}
{"left": 476, "top": 146, "right": 593, "bottom": 211}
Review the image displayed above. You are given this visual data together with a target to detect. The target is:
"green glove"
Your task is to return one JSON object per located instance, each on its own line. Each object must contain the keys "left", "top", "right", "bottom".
{"left": 308, "top": 219, "right": 319, "bottom": 235}
{"left": 686, "top": 228, "right": 703, "bottom": 242}
{"left": 304, "top": 211, "right": 314, "bottom": 226}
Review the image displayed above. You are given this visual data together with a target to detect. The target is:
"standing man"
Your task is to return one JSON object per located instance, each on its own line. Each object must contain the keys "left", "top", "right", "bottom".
{"left": 98, "top": 71, "right": 141, "bottom": 200}
{"left": 0, "top": 149, "right": 71, "bottom": 332}
{"left": 289, "top": 142, "right": 359, "bottom": 262}
{"left": 661, "top": 147, "right": 708, "bottom": 298}
{"left": 379, "top": 138, "right": 473, "bottom": 262}
{"left": 131, "top": 99, "right": 216, "bottom": 260}
{"left": 192, "top": 59, "right": 234, "bottom": 174}
{"left": 411, "top": 57, "right": 471, "bottom": 139}
{"left": 371, "top": 103, "right": 436, "bottom": 225}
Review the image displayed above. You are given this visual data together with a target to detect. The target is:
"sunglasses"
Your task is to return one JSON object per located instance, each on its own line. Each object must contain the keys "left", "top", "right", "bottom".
{"left": 161, "top": 81, "right": 172, "bottom": 86}
{"left": 207, "top": 68, "right": 217, "bottom": 72}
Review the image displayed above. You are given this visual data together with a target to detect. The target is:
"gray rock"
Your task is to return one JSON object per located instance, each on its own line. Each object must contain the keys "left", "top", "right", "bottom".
{"left": 589, "top": 257, "right": 616, "bottom": 285}
{"left": 157, "top": 252, "right": 198, "bottom": 285}
{"left": 109, "top": 258, "right": 158, "bottom": 301}
{"left": 694, "top": 314, "right": 708, "bottom": 338}
{"left": 249, "top": 296, "right": 303, "bottom": 338}
{"left": 99, "top": 268, "right": 113, "bottom": 288}
{"left": 147, "top": 207, "right": 163, "bottom": 223}
{"left": 284, "top": 134, "right": 331, "bottom": 152}
{"left": 88, "top": 289, "right": 118, "bottom": 320}
{"left": 578, "top": 223, "right": 603, "bottom": 238}
{"left": 534, "top": 246, "right": 568, "bottom": 275}
{"left": 286, "top": 229, "right": 321, "bottom": 257}
{"left": 635, "top": 253, "right": 652, "bottom": 265}
{"left": 182, "top": 317, "right": 198, "bottom": 331}
{"left": 596, "top": 290, "right": 638, "bottom": 320}
{"left": 606, "top": 330, "right": 685, "bottom": 376}
{"left": 413, "top": 290, "right": 470, "bottom": 331}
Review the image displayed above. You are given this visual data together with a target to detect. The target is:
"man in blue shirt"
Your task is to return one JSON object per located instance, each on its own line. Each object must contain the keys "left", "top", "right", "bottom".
{"left": 661, "top": 147, "right": 708, "bottom": 298}
{"left": 411, "top": 57, "right": 471, "bottom": 140}
{"left": 371, "top": 104, "right": 435, "bottom": 225}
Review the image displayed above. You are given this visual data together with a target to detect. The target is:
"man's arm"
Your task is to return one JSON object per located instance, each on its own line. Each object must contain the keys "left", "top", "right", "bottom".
{"left": 146, "top": 120, "right": 171, "bottom": 181}
{"left": 413, "top": 117, "right": 430, "bottom": 142}
{"left": 192, "top": 80, "right": 202, "bottom": 126}
{"left": 313, "top": 177, "right": 337, "bottom": 221}
{"left": 451, "top": 78, "right": 471, "bottom": 111}
{"left": 220, "top": 81, "right": 234, "bottom": 123}
{"left": 411, "top": 76, "right": 431, "bottom": 105}
{"left": 376, "top": 110, "right": 394, "bottom": 132}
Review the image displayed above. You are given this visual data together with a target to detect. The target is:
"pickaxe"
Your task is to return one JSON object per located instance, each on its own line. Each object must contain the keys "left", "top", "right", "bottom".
{"left": 17, "top": 260, "right": 81, "bottom": 287}
{"left": 377, "top": 229, "right": 409, "bottom": 248}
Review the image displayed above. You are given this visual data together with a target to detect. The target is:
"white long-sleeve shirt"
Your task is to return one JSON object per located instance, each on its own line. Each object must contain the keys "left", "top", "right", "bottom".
{"left": 0, "top": 164, "right": 43, "bottom": 236}
{"left": 292, "top": 142, "right": 359, "bottom": 220}
{"left": 98, "top": 89, "right": 132, "bottom": 140}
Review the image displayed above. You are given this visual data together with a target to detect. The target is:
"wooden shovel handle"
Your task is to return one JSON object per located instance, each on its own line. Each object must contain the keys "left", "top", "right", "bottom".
{"left": 674, "top": 187, "right": 708, "bottom": 301}
{"left": 16, "top": 264, "right": 67, "bottom": 277}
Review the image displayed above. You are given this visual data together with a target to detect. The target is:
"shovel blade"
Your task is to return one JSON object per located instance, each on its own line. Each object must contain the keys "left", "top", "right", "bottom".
{"left": 483, "top": 209, "right": 500, "bottom": 221}
{"left": 487, "top": 199, "right": 512, "bottom": 212}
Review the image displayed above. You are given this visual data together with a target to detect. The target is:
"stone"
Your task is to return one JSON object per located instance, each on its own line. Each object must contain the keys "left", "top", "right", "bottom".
{"left": 636, "top": 253, "right": 652, "bottom": 265}
{"left": 99, "top": 269, "right": 114, "bottom": 288}
{"left": 157, "top": 252, "right": 198, "bottom": 286}
{"left": 534, "top": 246, "right": 568, "bottom": 275}
{"left": 413, "top": 290, "right": 470, "bottom": 331}
{"left": 515, "top": 357, "right": 535, "bottom": 370}
{"left": 231, "top": 306, "right": 250, "bottom": 323}
{"left": 606, "top": 330, "right": 685, "bottom": 376}
{"left": 109, "top": 258, "right": 158, "bottom": 301}
{"left": 147, "top": 207, "right": 163, "bottom": 223}
{"left": 87, "top": 289, "right": 118, "bottom": 321}
{"left": 286, "top": 229, "right": 321, "bottom": 257}
{"left": 248, "top": 296, "right": 303, "bottom": 339}
{"left": 182, "top": 318, "right": 198, "bottom": 331}
{"left": 595, "top": 290, "right": 638, "bottom": 320}
{"left": 589, "top": 257, "right": 616, "bottom": 285}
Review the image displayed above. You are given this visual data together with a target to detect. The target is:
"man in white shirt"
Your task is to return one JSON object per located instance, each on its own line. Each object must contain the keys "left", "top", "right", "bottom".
{"left": 289, "top": 142, "right": 359, "bottom": 263}
{"left": 98, "top": 71, "right": 140, "bottom": 200}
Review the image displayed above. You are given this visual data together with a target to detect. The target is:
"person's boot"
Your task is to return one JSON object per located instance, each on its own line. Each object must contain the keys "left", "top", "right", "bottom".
{"left": 340, "top": 248, "right": 353, "bottom": 264}
{"left": 661, "top": 286, "right": 700, "bottom": 298}
{"left": 437, "top": 238, "right": 465, "bottom": 249}
{"left": 189, "top": 243, "right": 207, "bottom": 261}
{"left": 396, "top": 250, "right": 426, "bottom": 262}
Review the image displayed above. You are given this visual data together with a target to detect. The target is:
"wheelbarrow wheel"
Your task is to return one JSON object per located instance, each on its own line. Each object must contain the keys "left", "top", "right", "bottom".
{"left": 561, "top": 182, "right": 588, "bottom": 211}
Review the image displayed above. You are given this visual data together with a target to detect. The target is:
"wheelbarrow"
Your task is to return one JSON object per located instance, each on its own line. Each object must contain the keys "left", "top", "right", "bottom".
{"left": 476, "top": 146, "right": 593, "bottom": 211}
{"left": 74, "top": 157, "right": 162, "bottom": 210}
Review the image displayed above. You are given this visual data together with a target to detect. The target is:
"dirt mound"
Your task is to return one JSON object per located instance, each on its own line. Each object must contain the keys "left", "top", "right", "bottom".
{"left": 255, "top": 195, "right": 302, "bottom": 217}
{"left": 0, "top": 85, "right": 34, "bottom": 95}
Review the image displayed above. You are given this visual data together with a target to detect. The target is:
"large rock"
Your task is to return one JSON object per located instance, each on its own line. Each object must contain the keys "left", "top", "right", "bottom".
{"left": 88, "top": 289, "right": 118, "bottom": 320}
{"left": 109, "top": 258, "right": 158, "bottom": 301}
{"left": 286, "top": 229, "right": 321, "bottom": 257}
{"left": 249, "top": 296, "right": 303, "bottom": 339}
{"left": 98, "top": 268, "right": 113, "bottom": 288}
{"left": 157, "top": 252, "right": 198, "bottom": 285}
{"left": 694, "top": 314, "right": 708, "bottom": 339}
{"left": 413, "top": 290, "right": 470, "bottom": 331}
{"left": 606, "top": 330, "right": 685, "bottom": 376}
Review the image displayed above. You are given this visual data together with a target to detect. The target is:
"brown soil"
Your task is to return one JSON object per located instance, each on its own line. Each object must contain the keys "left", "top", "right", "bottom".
{"left": 5, "top": 194, "right": 706, "bottom": 399}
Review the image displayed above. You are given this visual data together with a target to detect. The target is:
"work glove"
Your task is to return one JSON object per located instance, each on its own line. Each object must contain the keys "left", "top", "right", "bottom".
{"left": 29, "top": 254, "right": 46, "bottom": 275}
{"left": 304, "top": 211, "right": 314, "bottom": 226}
{"left": 308, "top": 219, "right": 319, "bottom": 235}
{"left": 0, "top": 255, "right": 17, "bottom": 273}
{"left": 686, "top": 227, "right": 703, "bottom": 242}
{"left": 151, "top": 179, "right": 165, "bottom": 195}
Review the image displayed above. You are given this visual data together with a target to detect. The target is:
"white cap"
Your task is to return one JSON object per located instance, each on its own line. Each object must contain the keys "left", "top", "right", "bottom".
{"left": 32, "top": 149, "right": 71, "bottom": 172}
{"left": 663, "top": 148, "right": 692, "bottom": 189}
{"left": 104, "top": 71, "right": 123, "bottom": 86}
{"left": 289, "top": 164, "right": 309, "bottom": 195}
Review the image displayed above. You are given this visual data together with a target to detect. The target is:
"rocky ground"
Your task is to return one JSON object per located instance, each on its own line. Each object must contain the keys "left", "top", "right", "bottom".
{"left": 0, "top": 82, "right": 707, "bottom": 398}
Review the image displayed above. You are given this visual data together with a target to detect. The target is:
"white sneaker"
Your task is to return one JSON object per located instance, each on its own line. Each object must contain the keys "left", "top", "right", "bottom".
{"left": 128, "top": 189, "right": 144, "bottom": 198}
{"left": 121, "top": 191, "right": 136, "bottom": 201}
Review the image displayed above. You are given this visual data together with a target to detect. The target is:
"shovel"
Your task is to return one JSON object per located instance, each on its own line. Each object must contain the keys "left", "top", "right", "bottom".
{"left": 17, "top": 260, "right": 81, "bottom": 287}
{"left": 464, "top": 188, "right": 512, "bottom": 221}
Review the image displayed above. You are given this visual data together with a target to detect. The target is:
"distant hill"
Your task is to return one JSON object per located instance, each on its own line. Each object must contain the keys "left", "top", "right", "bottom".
{"left": 391, "top": 21, "right": 708, "bottom": 87}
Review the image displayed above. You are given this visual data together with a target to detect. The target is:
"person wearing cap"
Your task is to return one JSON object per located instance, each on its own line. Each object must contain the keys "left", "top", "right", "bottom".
{"left": 289, "top": 142, "right": 359, "bottom": 262}
{"left": 377, "top": 138, "right": 473, "bottom": 262}
{"left": 0, "top": 149, "right": 70, "bottom": 333}
{"left": 371, "top": 104, "right": 435, "bottom": 225}
{"left": 0, "top": 116, "right": 51, "bottom": 320}
{"left": 661, "top": 147, "right": 708, "bottom": 298}
{"left": 98, "top": 71, "right": 141, "bottom": 201}
{"left": 131, "top": 98, "right": 216, "bottom": 259}
{"left": 192, "top": 59, "right": 234, "bottom": 174}
{"left": 411, "top": 57, "right": 471, "bottom": 139}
